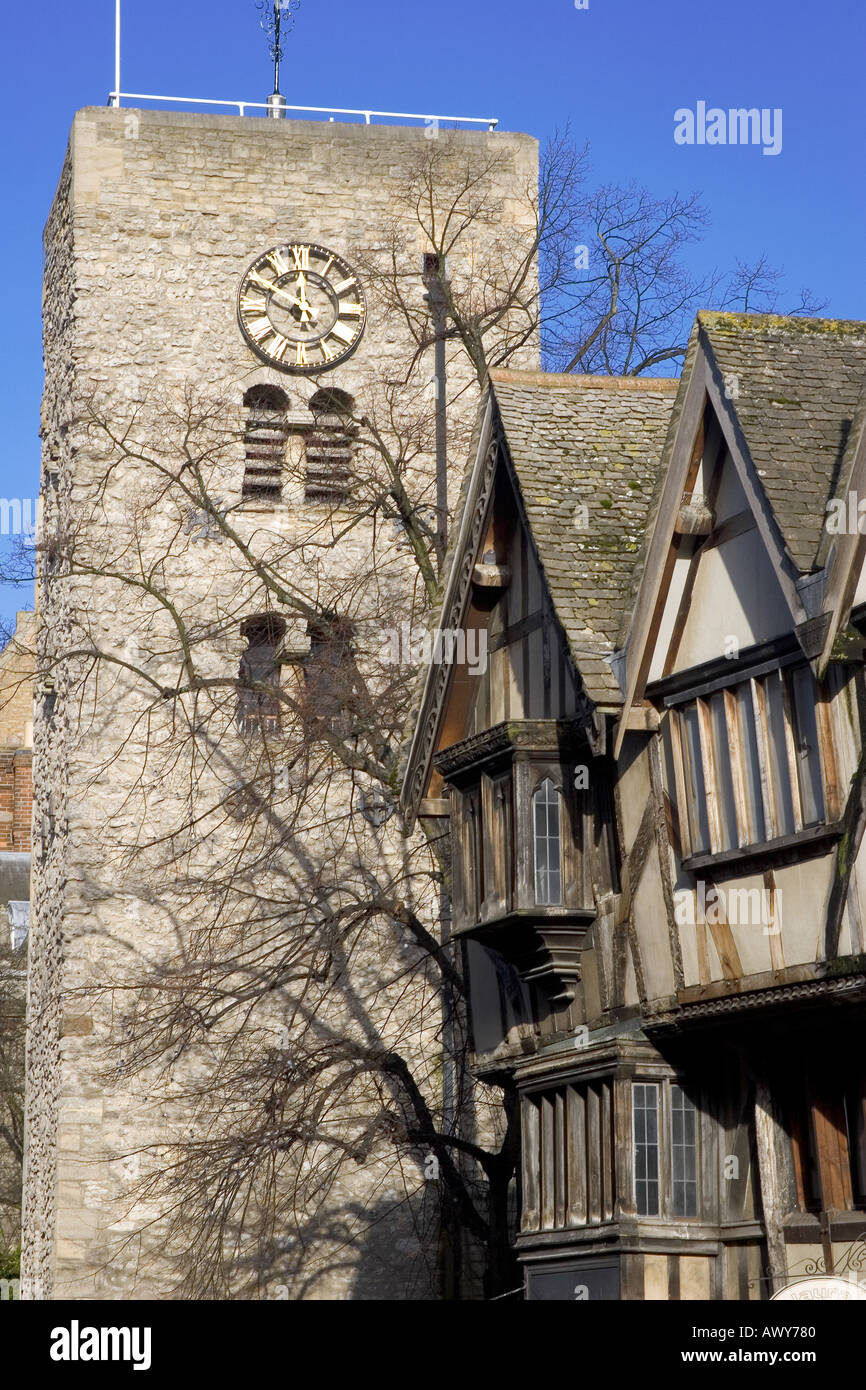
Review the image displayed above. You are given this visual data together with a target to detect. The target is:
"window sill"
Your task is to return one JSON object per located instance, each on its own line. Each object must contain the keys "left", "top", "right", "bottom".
{"left": 633, "top": 1212, "right": 703, "bottom": 1224}
{"left": 782, "top": 1211, "right": 866, "bottom": 1247}
{"left": 682, "top": 822, "right": 842, "bottom": 874}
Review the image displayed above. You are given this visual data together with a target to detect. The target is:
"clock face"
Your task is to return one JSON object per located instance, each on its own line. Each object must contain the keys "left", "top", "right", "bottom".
{"left": 237, "top": 243, "right": 366, "bottom": 373}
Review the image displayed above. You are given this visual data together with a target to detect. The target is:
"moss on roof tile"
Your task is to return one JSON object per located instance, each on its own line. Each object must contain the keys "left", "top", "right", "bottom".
{"left": 492, "top": 372, "right": 676, "bottom": 703}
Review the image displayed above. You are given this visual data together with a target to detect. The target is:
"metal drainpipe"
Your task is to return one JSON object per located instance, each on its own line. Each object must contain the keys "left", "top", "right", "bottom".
{"left": 422, "top": 255, "right": 450, "bottom": 563}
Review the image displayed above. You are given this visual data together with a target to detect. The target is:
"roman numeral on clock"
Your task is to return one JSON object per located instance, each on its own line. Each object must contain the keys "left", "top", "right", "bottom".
{"left": 292, "top": 246, "right": 311, "bottom": 271}
{"left": 247, "top": 316, "right": 273, "bottom": 342}
{"left": 267, "top": 249, "right": 290, "bottom": 276}
{"left": 329, "top": 321, "right": 355, "bottom": 345}
{"left": 295, "top": 342, "right": 309, "bottom": 366}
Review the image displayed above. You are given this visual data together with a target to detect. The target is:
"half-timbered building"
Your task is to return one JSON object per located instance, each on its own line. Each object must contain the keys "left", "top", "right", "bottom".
{"left": 402, "top": 312, "right": 866, "bottom": 1300}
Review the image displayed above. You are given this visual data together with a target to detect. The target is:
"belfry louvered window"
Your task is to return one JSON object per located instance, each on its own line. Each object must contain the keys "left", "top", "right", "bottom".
{"left": 242, "top": 386, "right": 288, "bottom": 501}
{"left": 304, "top": 388, "right": 355, "bottom": 504}
{"left": 661, "top": 661, "right": 829, "bottom": 861}
{"left": 237, "top": 614, "right": 286, "bottom": 737}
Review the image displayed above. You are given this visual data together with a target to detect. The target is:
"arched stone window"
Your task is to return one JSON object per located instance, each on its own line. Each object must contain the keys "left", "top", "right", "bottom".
{"left": 304, "top": 388, "right": 356, "bottom": 504}
{"left": 303, "top": 613, "right": 356, "bottom": 725}
{"left": 237, "top": 614, "right": 286, "bottom": 736}
{"left": 242, "top": 386, "right": 289, "bottom": 502}
{"left": 533, "top": 777, "right": 562, "bottom": 906}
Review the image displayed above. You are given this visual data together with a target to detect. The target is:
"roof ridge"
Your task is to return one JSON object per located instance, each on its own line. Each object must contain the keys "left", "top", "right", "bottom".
{"left": 698, "top": 310, "right": 866, "bottom": 335}
{"left": 488, "top": 368, "right": 679, "bottom": 391}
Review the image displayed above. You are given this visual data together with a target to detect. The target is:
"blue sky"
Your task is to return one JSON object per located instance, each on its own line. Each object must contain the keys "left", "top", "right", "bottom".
{"left": 2, "top": 0, "right": 864, "bottom": 622}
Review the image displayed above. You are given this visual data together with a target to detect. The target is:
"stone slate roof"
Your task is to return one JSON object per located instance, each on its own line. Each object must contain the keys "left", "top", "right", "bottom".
{"left": 489, "top": 369, "right": 678, "bottom": 703}
{"left": 698, "top": 312, "right": 866, "bottom": 573}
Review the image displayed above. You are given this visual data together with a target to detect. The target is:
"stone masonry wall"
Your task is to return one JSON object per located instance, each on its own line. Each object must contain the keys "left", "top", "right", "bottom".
{"left": 21, "top": 149, "right": 75, "bottom": 1299}
{"left": 26, "top": 107, "right": 539, "bottom": 1299}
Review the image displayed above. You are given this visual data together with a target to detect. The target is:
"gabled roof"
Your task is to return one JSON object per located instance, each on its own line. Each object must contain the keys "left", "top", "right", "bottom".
{"left": 490, "top": 369, "right": 678, "bottom": 702}
{"left": 403, "top": 313, "right": 866, "bottom": 807}
{"left": 697, "top": 312, "right": 866, "bottom": 573}
{"left": 613, "top": 312, "right": 866, "bottom": 752}
{"left": 399, "top": 374, "right": 677, "bottom": 817}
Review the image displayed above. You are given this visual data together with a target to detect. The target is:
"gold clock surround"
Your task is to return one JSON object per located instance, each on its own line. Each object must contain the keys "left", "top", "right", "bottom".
{"left": 238, "top": 242, "right": 366, "bottom": 373}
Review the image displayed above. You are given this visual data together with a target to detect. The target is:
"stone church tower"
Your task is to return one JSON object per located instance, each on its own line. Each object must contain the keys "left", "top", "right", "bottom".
{"left": 24, "top": 106, "right": 537, "bottom": 1299}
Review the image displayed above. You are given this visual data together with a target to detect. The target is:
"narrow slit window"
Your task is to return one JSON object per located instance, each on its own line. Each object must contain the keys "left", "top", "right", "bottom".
{"left": 671, "top": 1084, "right": 699, "bottom": 1217}
{"left": 633, "top": 1083, "right": 660, "bottom": 1217}
{"left": 533, "top": 778, "right": 561, "bottom": 906}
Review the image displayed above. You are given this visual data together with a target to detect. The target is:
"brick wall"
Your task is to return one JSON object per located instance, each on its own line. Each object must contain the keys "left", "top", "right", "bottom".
{"left": 0, "top": 612, "right": 34, "bottom": 852}
{"left": 0, "top": 750, "right": 32, "bottom": 851}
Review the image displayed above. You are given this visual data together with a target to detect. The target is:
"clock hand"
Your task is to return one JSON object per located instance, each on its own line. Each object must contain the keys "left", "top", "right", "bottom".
{"left": 267, "top": 283, "right": 301, "bottom": 311}
{"left": 266, "top": 280, "right": 318, "bottom": 325}
{"left": 295, "top": 292, "right": 317, "bottom": 326}
{"left": 293, "top": 273, "right": 317, "bottom": 321}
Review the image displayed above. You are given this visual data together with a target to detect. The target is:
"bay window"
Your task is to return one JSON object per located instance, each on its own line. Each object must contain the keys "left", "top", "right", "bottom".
{"left": 632, "top": 1079, "right": 700, "bottom": 1220}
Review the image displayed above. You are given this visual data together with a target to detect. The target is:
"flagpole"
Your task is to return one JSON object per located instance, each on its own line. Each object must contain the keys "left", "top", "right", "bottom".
{"left": 114, "top": 0, "right": 121, "bottom": 107}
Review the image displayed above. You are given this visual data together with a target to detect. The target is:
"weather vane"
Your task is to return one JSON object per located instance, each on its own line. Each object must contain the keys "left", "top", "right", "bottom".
{"left": 256, "top": 1, "right": 303, "bottom": 111}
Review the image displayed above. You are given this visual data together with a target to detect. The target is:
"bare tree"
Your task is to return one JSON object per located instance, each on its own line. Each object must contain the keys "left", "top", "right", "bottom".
{"left": 544, "top": 178, "right": 825, "bottom": 376}
{"left": 0, "top": 945, "right": 24, "bottom": 1250}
